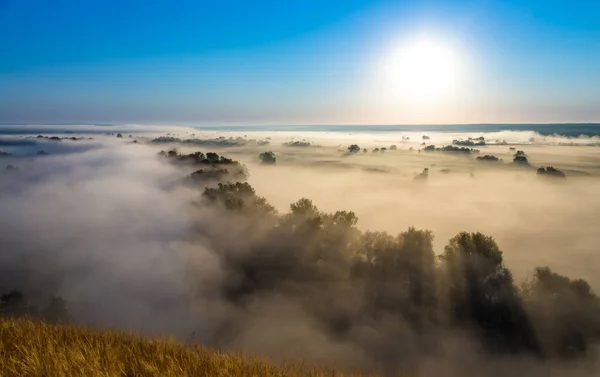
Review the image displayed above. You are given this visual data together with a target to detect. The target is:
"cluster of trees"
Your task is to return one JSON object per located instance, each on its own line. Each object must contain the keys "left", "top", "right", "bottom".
{"left": 259, "top": 151, "right": 276, "bottom": 164}
{"left": 513, "top": 150, "right": 529, "bottom": 164}
{"left": 0, "top": 290, "right": 70, "bottom": 324}
{"left": 159, "top": 150, "right": 248, "bottom": 182}
{"left": 423, "top": 145, "right": 479, "bottom": 154}
{"left": 476, "top": 155, "right": 501, "bottom": 162}
{"left": 152, "top": 136, "right": 262, "bottom": 147}
{"left": 346, "top": 144, "right": 396, "bottom": 154}
{"left": 283, "top": 141, "right": 312, "bottom": 147}
{"left": 196, "top": 181, "right": 600, "bottom": 366}
{"left": 150, "top": 135, "right": 270, "bottom": 147}
{"left": 33, "top": 135, "right": 87, "bottom": 141}
{"left": 159, "top": 149, "right": 235, "bottom": 165}
{"left": 452, "top": 136, "right": 486, "bottom": 146}
{"left": 347, "top": 144, "right": 361, "bottom": 153}
{"left": 152, "top": 136, "right": 181, "bottom": 143}
{"left": 190, "top": 168, "right": 232, "bottom": 182}
{"left": 537, "top": 166, "right": 566, "bottom": 179}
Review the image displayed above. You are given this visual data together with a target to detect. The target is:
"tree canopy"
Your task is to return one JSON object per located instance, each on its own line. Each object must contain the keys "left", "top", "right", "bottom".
{"left": 259, "top": 151, "right": 276, "bottom": 164}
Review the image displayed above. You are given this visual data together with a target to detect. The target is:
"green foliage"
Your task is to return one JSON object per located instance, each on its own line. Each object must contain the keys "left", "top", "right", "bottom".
{"left": 453, "top": 137, "right": 486, "bottom": 146}
{"left": 514, "top": 156, "right": 528, "bottom": 164}
{"left": 513, "top": 150, "right": 529, "bottom": 164}
{"left": 441, "top": 232, "right": 538, "bottom": 353}
{"left": 159, "top": 150, "right": 248, "bottom": 182}
{"left": 347, "top": 144, "right": 361, "bottom": 153}
{"left": 202, "top": 182, "right": 600, "bottom": 359}
{"left": 537, "top": 166, "right": 566, "bottom": 179}
{"left": 476, "top": 155, "right": 501, "bottom": 162}
{"left": 202, "top": 182, "right": 276, "bottom": 215}
{"left": 190, "top": 168, "right": 231, "bottom": 182}
{"left": 290, "top": 198, "right": 319, "bottom": 217}
{"left": 284, "top": 140, "right": 311, "bottom": 147}
{"left": 521, "top": 267, "right": 600, "bottom": 357}
{"left": 423, "top": 145, "right": 478, "bottom": 153}
{"left": 259, "top": 151, "right": 276, "bottom": 164}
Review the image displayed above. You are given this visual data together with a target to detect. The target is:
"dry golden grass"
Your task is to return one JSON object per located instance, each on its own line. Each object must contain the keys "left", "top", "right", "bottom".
{"left": 0, "top": 318, "right": 380, "bottom": 377}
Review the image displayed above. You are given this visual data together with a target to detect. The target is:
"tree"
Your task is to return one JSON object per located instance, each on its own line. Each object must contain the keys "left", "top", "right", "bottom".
{"left": 290, "top": 198, "right": 319, "bottom": 217}
{"left": 43, "top": 296, "right": 71, "bottom": 324}
{"left": 513, "top": 150, "right": 529, "bottom": 164}
{"left": 513, "top": 155, "right": 528, "bottom": 164}
{"left": 441, "top": 233, "right": 538, "bottom": 353}
{"left": 259, "top": 151, "right": 276, "bottom": 164}
{"left": 203, "top": 182, "right": 276, "bottom": 215}
{"left": 521, "top": 267, "right": 600, "bottom": 357}
{"left": 537, "top": 166, "right": 566, "bottom": 179}
{"left": 206, "top": 152, "right": 219, "bottom": 161}
{"left": 476, "top": 155, "right": 501, "bottom": 162}
{"left": 347, "top": 144, "right": 361, "bottom": 153}
{"left": 0, "top": 290, "right": 36, "bottom": 318}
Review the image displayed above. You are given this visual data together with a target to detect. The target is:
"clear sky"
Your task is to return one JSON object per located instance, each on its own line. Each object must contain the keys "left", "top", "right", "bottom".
{"left": 1, "top": 0, "right": 599, "bottom": 125}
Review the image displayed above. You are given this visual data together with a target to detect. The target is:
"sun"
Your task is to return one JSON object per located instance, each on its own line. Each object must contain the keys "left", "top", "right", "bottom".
{"left": 380, "top": 36, "right": 461, "bottom": 104}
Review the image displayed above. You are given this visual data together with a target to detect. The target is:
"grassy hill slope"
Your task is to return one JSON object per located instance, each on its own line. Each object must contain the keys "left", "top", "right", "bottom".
{"left": 0, "top": 318, "right": 378, "bottom": 377}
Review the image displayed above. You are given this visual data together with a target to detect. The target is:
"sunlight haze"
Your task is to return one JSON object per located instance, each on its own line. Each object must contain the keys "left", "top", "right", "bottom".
{"left": 1, "top": 0, "right": 599, "bottom": 124}
{"left": 2, "top": 2, "right": 600, "bottom": 376}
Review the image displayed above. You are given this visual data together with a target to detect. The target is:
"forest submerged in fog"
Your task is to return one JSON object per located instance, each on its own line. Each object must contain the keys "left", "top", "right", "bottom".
{"left": 2, "top": 129, "right": 600, "bottom": 375}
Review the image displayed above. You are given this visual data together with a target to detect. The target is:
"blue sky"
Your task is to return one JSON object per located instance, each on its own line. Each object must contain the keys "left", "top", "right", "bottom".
{"left": 1, "top": 0, "right": 599, "bottom": 125}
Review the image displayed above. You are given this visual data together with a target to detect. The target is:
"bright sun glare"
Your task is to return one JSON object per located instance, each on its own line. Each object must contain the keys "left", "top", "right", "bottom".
{"left": 381, "top": 36, "right": 461, "bottom": 104}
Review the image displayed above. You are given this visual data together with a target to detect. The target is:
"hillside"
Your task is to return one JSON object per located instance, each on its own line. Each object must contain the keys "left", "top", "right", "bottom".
{"left": 0, "top": 318, "right": 378, "bottom": 377}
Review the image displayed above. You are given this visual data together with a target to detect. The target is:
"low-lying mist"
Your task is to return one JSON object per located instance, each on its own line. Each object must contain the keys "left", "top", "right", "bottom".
{"left": 1, "top": 128, "right": 600, "bottom": 376}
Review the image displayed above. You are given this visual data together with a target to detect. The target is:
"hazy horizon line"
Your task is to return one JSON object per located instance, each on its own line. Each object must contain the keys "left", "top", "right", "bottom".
{"left": 2, "top": 122, "right": 600, "bottom": 127}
